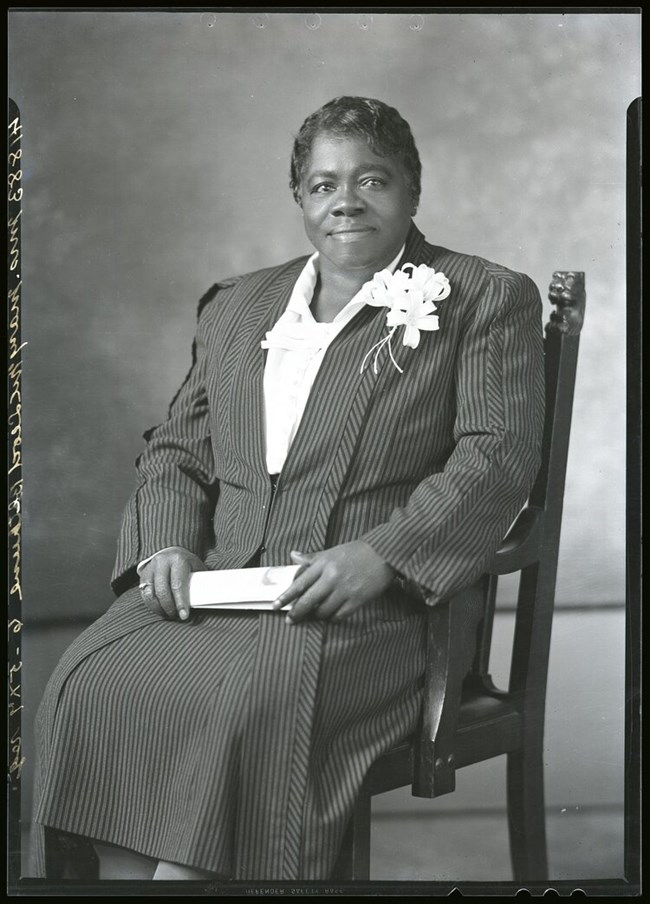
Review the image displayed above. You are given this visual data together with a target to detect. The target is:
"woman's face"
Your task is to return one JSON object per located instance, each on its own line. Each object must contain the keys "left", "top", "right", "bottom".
{"left": 299, "top": 132, "right": 414, "bottom": 275}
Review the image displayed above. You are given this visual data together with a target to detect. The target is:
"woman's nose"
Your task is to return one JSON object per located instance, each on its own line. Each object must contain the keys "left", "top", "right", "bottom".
{"left": 331, "top": 185, "right": 365, "bottom": 216}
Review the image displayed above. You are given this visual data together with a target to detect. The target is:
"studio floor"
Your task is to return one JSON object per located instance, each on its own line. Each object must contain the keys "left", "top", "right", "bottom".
{"left": 370, "top": 791, "right": 623, "bottom": 883}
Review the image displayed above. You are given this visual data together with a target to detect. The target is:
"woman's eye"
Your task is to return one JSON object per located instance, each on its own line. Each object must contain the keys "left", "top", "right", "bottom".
{"left": 361, "top": 177, "right": 385, "bottom": 188}
{"left": 311, "top": 183, "right": 334, "bottom": 194}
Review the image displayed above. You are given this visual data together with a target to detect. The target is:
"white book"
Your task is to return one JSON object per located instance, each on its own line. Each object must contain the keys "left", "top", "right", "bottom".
{"left": 188, "top": 565, "right": 300, "bottom": 610}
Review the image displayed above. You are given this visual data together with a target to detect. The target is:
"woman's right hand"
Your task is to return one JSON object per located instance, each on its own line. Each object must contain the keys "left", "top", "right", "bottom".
{"left": 138, "top": 548, "right": 205, "bottom": 621}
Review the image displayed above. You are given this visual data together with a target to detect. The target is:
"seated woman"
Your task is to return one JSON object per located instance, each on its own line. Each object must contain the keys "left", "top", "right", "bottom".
{"left": 31, "top": 96, "right": 545, "bottom": 882}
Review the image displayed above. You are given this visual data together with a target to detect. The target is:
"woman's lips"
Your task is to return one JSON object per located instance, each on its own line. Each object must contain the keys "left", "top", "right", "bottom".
{"left": 329, "top": 227, "right": 375, "bottom": 241}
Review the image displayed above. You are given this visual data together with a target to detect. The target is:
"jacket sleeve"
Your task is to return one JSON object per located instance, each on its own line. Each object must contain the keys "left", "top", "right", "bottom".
{"left": 361, "top": 268, "right": 545, "bottom": 605}
{"left": 111, "top": 291, "right": 222, "bottom": 596}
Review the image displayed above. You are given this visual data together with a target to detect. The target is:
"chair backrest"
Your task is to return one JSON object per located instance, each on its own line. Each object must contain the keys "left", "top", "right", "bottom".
{"left": 471, "top": 271, "right": 586, "bottom": 699}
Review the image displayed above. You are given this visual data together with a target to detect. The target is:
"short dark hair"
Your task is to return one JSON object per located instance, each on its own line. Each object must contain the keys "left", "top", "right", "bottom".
{"left": 289, "top": 96, "right": 422, "bottom": 209}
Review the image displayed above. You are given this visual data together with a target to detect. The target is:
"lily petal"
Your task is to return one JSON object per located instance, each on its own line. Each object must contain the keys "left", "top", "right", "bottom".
{"left": 386, "top": 309, "right": 407, "bottom": 328}
{"left": 431, "top": 278, "right": 451, "bottom": 301}
{"left": 416, "top": 315, "right": 440, "bottom": 331}
{"left": 419, "top": 299, "right": 437, "bottom": 316}
{"left": 403, "top": 325, "right": 421, "bottom": 349}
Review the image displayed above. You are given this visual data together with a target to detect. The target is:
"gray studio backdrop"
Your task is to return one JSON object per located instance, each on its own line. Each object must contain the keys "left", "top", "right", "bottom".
{"left": 9, "top": 10, "right": 639, "bottom": 879}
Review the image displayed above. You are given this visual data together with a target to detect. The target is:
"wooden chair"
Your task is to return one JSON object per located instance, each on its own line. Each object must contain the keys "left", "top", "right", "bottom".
{"left": 335, "top": 270, "right": 586, "bottom": 883}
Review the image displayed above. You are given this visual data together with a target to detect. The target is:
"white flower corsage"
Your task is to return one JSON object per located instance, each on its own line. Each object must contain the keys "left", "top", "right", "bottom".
{"left": 360, "top": 263, "right": 451, "bottom": 374}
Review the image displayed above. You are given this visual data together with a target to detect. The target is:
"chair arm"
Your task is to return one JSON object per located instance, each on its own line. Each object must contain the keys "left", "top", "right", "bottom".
{"left": 413, "top": 584, "right": 479, "bottom": 798}
{"left": 412, "top": 507, "right": 543, "bottom": 798}
{"left": 489, "top": 506, "right": 544, "bottom": 575}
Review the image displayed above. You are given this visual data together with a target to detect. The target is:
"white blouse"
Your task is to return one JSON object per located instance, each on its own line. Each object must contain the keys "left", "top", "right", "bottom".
{"left": 261, "top": 246, "right": 404, "bottom": 474}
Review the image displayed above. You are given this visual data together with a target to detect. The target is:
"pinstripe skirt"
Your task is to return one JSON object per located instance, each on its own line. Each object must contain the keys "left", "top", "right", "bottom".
{"left": 32, "top": 586, "right": 428, "bottom": 880}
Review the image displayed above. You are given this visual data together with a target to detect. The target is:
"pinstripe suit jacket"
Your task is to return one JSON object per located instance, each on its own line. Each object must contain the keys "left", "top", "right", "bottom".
{"left": 112, "top": 222, "right": 545, "bottom": 608}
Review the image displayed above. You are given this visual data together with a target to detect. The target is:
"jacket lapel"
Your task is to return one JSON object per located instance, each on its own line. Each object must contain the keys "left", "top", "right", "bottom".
{"left": 222, "top": 257, "right": 308, "bottom": 484}
{"left": 399, "top": 220, "right": 428, "bottom": 268}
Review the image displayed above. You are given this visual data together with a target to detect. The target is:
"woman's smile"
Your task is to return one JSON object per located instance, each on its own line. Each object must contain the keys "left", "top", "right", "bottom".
{"left": 328, "top": 225, "right": 376, "bottom": 240}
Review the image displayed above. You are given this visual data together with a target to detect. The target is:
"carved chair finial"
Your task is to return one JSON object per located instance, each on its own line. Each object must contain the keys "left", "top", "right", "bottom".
{"left": 546, "top": 271, "right": 586, "bottom": 336}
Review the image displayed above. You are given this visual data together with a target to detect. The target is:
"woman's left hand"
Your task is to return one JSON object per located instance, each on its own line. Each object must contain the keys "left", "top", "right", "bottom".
{"left": 272, "top": 541, "right": 395, "bottom": 623}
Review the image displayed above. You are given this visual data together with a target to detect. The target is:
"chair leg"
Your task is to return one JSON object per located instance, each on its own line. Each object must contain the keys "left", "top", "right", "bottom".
{"left": 332, "top": 788, "right": 372, "bottom": 880}
{"left": 506, "top": 744, "right": 548, "bottom": 881}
